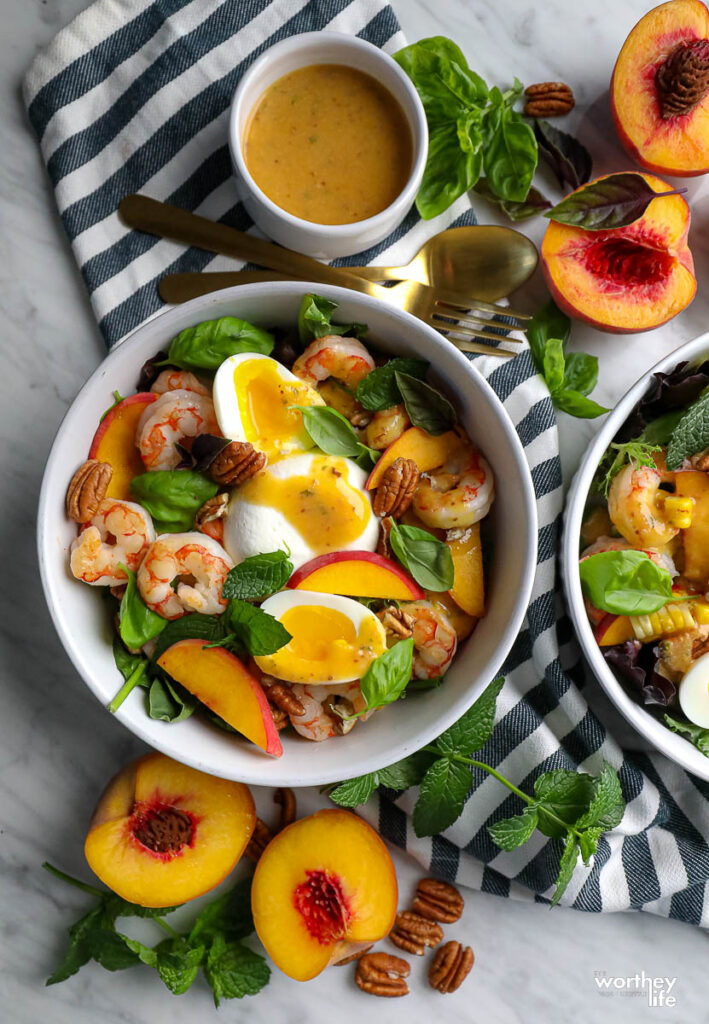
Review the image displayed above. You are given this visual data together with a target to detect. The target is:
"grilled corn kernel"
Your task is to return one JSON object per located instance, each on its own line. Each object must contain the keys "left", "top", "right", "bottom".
{"left": 694, "top": 602, "right": 709, "bottom": 626}
{"left": 655, "top": 493, "right": 693, "bottom": 529}
{"left": 630, "top": 602, "right": 696, "bottom": 642}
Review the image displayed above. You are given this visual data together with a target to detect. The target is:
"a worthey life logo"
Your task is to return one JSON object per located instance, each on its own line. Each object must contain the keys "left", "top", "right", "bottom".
{"left": 594, "top": 971, "right": 677, "bottom": 1007}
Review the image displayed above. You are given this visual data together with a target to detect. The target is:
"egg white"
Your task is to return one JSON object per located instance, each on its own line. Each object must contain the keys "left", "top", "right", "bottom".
{"left": 679, "top": 651, "right": 709, "bottom": 728}
{"left": 222, "top": 452, "right": 379, "bottom": 571}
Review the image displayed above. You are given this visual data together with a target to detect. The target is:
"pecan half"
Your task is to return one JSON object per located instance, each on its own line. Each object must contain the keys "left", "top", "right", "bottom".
{"left": 377, "top": 605, "right": 414, "bottom": 639}
{"left": 429, "top": 941, "right": 474, "bottom": 994}
{"left": 355, "top": 952, "right": 410, "bottom": 997}
{"left": 376, "top": 517, "right": 393, "bottom": 558}
{"left": 373, "top": 458, "right": 419, "bottom": 518}
{"left": 389, "top": 910, "right": 443, "bottom": 956}
{"left": 262, "top": 678, "right": 305, "bottom": 718}
{"left": 244, "top": 817, "right": 273, "bottom": 862}
{"left": 194, "top": 491, "right": 229, "bottom": 532}
{"left": 656, "top": 39, "right": 709, "bottom": 119}
{"left": 523, "top": 81, "right": 574, "bottom": 117}
{"left": 66, "top": 460, "right": 113, "bottom": 523}
{"left": 413, "top": 878, "right": 464, "bottom": 923}
{"left": 210, "top": 441, "right": 266, "bottom": 486}
{"left": 692, "top": 635, "right": 709, "bottom": 660}
{"left": 274, "top": 787, "right": 296, "bottom": 832}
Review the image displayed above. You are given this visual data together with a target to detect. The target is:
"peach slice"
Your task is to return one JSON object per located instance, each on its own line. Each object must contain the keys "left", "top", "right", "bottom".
{"left": 425, "top": 589, "right": 477, "bottom": 641}
{"left": 157, "top": 640, "right": 282, "bottom": 757}
{"left": 674, "top": 470, "right": 709, "bottom": 582}
{"left": 594, "top": 613, "right": 635, "bottom": 646}
{"left": 612, "top": 0, "right": 709, "bottom": 176}
{"left": 447, "top": 521, "right": 485, "bottom": 617}
{"left": 84, "top": 752, "right": 255, "bottom": 907}
{"left": 541, "top": 173, "right": 695, "bottom": 333}
{"left": 366, "top": 426, "right": 461, "bottom": 490}
{"left": 251, "top": 809, "right": 397, "bottom": 981}
{"left": 286, "top": 550, "right": 424, "bottom": 600}
{"left": 89, "top": 392, "right": 156, "bottom": 500}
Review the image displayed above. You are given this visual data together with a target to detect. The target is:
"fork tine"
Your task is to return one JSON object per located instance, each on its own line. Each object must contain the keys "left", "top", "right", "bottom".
{"left": 450, "top": 338, "right": 517, "bottom": 357}
{"left": 434, "top": 304, "right": 528, "bottom": 330}
{"left": 434, "top": 291, "right": 532, "bottom": 321}
{"left": 428, "top": 313, "right": 524, "bottom": 342}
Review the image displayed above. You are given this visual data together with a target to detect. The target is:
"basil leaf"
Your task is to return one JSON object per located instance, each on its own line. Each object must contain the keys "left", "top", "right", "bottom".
{"left": 546, "top": 172, "right": 686, "bottom": 231}
{"left": 578, "top": 550, "right": 673, "bottom": 615}
{"left": 553, "top": 389, "right": 608, "bottom": 419}
{"left": 224, "top": 600, "right": 291, "bottom": 656}
{"left": 148, "top": 677, "right": 196, "bottom": 723}
{"left": 297, "top": 294, "right": 367, "bottom": 345}
{"left": 165, "top": 317, "right": 273, "bottom": 371}
{"left": 389, "top": 519, "right": 454, "bottom": 591}
{"left": 355, "top": 358, "right": 429, "bottom": 412}
{"left": 562, "top": 352, "right": 598, "bottom": 397}
{"left": 130, "top": 470, "right": 218, "bottom": 532}
{"left": 664, "top": 714, "right": 709, "bottom": 757}
{"left": 473, "top": 177, "right": 551, "bottom": 221}
{"left": 416, "top": 121, "right": 483, "bottom": 220}
{"left": 666, "top": 390, "right": 709, "bottom": 469}
{"left": 482, "top": 102, "right": 537, "bottom": 203}
{"left": 151, "top": 612, "right": 227, "bottom": 663}
{"left": 118, "top": 566, "right": 166, "bottom": 649}
{"left": 394, "top": 45, "right": 488, "bottom": 122}
{"left": 526, "top": 299, "right": 570, "bottom": 370}
{"left": 542, "top": 338, "right": 566, "bottom": 394}
{"left": 360, "top": 638, "right": 414, "bottom": 711}
{"left": 222, "top": 551, "right": 293, "bottom": 601}
{"left": 295, "top": 404, "right": 361, "bottom": 457}
{"left": 533, "top": 119, "right": 592, "bottom": 191}
{"left": 394, "top": 371, "right": 457, "bottom": 435}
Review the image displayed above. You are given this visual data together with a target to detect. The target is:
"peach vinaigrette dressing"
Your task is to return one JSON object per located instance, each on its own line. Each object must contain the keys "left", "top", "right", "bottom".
{"left": 244, "top": 64, "right": 413, "bottom": 224}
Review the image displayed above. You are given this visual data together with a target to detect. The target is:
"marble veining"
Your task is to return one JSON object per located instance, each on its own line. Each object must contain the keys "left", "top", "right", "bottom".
{"left": 2, "top": 1, "right": 708, "bottom": 1021}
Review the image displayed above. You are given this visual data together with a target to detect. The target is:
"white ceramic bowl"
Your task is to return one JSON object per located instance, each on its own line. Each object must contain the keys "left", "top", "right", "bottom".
{"left": 38, "top": 282, "right": 537, "bottom": 786}
{"left": 228, "top": 32, "right": 428, "bottom": 259}
{"left": 562, "top": 331, "right": 709, "bottom": 782}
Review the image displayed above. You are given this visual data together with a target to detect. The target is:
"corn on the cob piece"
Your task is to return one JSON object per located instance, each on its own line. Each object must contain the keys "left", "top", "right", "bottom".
{"left": 655, "top": 493, "right": 693, "bottom": 529}
{"left": 693, "top": 601, "right": 709, "bottom": 626}
{"left": 630, "top": 602, "right": 696, "bottom": 642}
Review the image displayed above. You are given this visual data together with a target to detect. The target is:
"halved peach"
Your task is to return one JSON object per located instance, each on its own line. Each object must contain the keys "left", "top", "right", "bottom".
{"left": 157, "top": 640, "right": 282, "bottom": 757}
{"left": 287, "top": 550, "right": 424, "bottom": 600}
{"left": 89, "top": 393, "right": 156, "bottom": 500}
{"left": 447, "top": 522, "right": 485, "bottom": 617}
{"left": 251, "top": 809, "right": 397, "bottom": 981}
{"left": 84, "top": 752, "right": 255, "bottom": 907}
{"left": 594, "top": 613, "right": 635, "bottom": 646}
{"left": 366, "top": 427, "right": 461, "bottom": 490}
{"left": 541, "top": 173, "right": 695, "bottom": 333}
{"left": 612, "top": 0, "right": 709, "bottom": 176}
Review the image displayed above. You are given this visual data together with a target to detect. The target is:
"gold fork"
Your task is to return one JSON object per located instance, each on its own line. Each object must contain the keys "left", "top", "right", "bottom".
{"left": 119, "top": 196, "right": 527, "bottom": 357}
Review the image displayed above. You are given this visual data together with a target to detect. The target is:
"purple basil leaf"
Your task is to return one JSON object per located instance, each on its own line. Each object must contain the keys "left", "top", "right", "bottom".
{"left": 545, "top": 172, "right": 686, "bottom": 231}
{"left": 175, "top": 434, "right": 230, "bottom": 472}
{"left": 138, "top": 351, "right": 171, "bottom": 392}
{"left": 473, "top": 177, "right": 551, "bottom": 221}
{"left": 618, "top": 360, "right": 709, "bottom": 440}
{"left": 603, "top": 641, "right": 676, "bottom": 707}
{"left": 533, "top": 119, "right": 592, "bottom": 191}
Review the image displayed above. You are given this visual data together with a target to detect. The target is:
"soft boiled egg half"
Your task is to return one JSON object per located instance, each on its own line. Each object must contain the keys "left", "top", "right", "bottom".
{"left": 213, "top": 352, "right": 324, "bottom": 460}
{"left": 222, "top": 452, "right": 379, "bottom": 571}
{"left": 679, "top": 651, "right": 709, "bottom": 728}
{"left": 255, "top": 590, "right": 387, "bottom": 685}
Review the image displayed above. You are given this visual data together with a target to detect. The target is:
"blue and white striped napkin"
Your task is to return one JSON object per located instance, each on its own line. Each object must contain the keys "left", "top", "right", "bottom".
{"left": 25, "top": 0, "right": 709, "bottom": 925}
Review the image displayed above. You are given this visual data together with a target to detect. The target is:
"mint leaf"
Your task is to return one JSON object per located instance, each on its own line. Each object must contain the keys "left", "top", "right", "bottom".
{"left": 550, "top": 835, "right": 580, "bottom": 907}
{"left": 155, "top": 939, "right": 204, "bottom": 995}
{"left": 356, "top": 358, "right": 429, "bottom": 411}
{"left": 46, "top": 904, "right": 105, "bottom": 985}
{"left": 86, "top": 929, "right": 142, "bottom": 972}
{"left": 666, "top": 390, "right": 709, "bottom": 469}
{"left": 488, "top": 806, "right": 538, "bottom": 851}
{"left": 224, "top": 600, "right": 291, "bottom": 656}
{"left": 664, "top": 713, "right": 709, "bottom": 756}
{"left": 222, "top": 550, "right": 293, "bottom": 601}
{"left": 360, "top": 638, "right": 414, "bottom": 711}
{"left": 434, "top": 676, "right": 503, "bottom": 756}
{"left": 578, "top": 826, "right": 605, "bottom": 865}
{"left": 204, "top": 935, "right": 270, "bottom": 1006}
{"left": 189, "top": 878, "right": 254, "bottom": 945}
{"left": 379, "top": 751, "right": 436, "bottom": 790}
{"left": 122, "top": 936, "right": 158, "bottom": 968}
{"left": 328, "top": 773, "right": 379, "bottom": 807}
{"left": 534, "top": 770, "right": 596, "bottom": 839}
{"left": 574, "top": 762, "right": 625, "bottom": 832}
{"left": 413, "top": 757, "right": 472, "bottom": 836}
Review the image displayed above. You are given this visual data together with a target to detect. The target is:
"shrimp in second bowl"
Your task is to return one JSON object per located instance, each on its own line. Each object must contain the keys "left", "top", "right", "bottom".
{"left": 150, "top": 369, "right": 210, "bottom": 396}
{"left": 412, "top": 439, "right": 494, "bottom": 529}
{"left": 137, "top": 389, "right": 219, "bottom": 471}
{"left": 608, "top": 461, "right": 679, "bottom": 549}
{"left": 398, "top": 601, "right": 458, "bottom": 679}
{"left": 292, "top": 335, "right": 375, "bottom": 390}
{"left": 70, "top": 499, "right": 155, "bottom": 586}
{"left": 137, "top": 533, "right": 233, "bottom": 619}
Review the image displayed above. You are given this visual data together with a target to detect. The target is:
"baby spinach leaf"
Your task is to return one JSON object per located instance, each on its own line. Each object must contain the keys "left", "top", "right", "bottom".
{"left": 389, "top": 518, "right": 454, "bottom": 591}
{"left": 545, "top": 172, "right": 687, "bottom": 231}
{"left": 473, "top": 178, "right": 551, "bottom": 221}
{"left": 356, "top": 358, "right": 429, "bottom": 411}
{"left": 109, "top": 638, "right": 150, "bottom": 714}
{"left": 533, "top": 119, "right": 592, "bottom": 191}
{"left": 118, "top": 566, "right": 166, "bottom": 650}
{"left": 151, "top": 612, "right": 227, "bottom": 662}
{"left": 295, "top": 404, "right": 362, "bottom": 458}
{"left": 224, "top": 600, "right": 291, "bottom": 656}
{"left": 148, "top": 677, "right": 196, "bottom": 723}
{"left": 394, "top": 371, "right": 457, "bottom": 435}
{"left": 130, "top": 470, "right": 218, "bottom": 532}
{"left": 164, "top": 317, "right": 273, "bottom": 371}
{"left": 664, "top": 714, "right": 709, "bottom": 757}
{"left": 297, "top": 293, "right": 367, "bottom": 345}
{"left": 579, "top": 550, "right": 673, "bottom": 615}
{"left": 360, "top": 638, "right": 414, "bottom": 711}
{"left": 666, "top": 390, "right": 709, "bottom": 469}
{"left": 222, "top": 550, "right": 293, "bottom": 601}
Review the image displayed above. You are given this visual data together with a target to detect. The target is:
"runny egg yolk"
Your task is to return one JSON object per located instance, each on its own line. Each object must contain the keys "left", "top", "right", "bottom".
{"left": 255, "top": 605, "right": 386, "bottom": 684}
{"left": 235, "top": 358, "right": 322, "bottom": 459}
{"left": 237, "top": 456, "right": 372, "bottom": 551}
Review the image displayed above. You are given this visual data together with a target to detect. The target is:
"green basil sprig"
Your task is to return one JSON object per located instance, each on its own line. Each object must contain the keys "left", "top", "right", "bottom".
{"left": 545, "top": 172, "right": 687, "bottom": 231}
{"left": 297, "top": 294, "right": 367, "bottom": 345}
{"left": 222, "top": 550, "right": 293, "bottom": 601}
{"left": 359, "top": 638, "right": 414, "bottom": 712}
{"left": 163, "top": 317, "right": 274, "bottom": 371}
{"left": 130, "top": 470, "right": 218, "bottom": 532}
{"left": 395, "top": 371, "right": 457, "bottom": 435}
{"left": 388, "top": 518, "right": 454, "bottom": 591}
{"left": 666, "top": 390, "right": 709, "bottom": 470}
{"left": 579, "top": 550, "right": 674, "bottom": 616}
{"left": 356, "top": 358, "right": 429, "bottom": 412}
{"left": 294, "top": 405, "right": 378, "bottom": 467}
{"left": 117, "top": 564, "right": 166, "bottom": 650}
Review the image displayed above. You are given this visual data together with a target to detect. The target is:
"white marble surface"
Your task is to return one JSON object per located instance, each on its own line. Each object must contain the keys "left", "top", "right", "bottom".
{"left": 2, "top": 1, "right": 709, "bottom": 1021}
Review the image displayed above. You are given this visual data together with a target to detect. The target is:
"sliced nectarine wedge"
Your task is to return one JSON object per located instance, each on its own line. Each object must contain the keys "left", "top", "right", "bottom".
{"left": 252, "top": 809, "right": 398, "bottom": 981}
{"left": 366, "top": 427, "right": 461, "bottom": 490}
{"left": 287, "top": 550, "right": 424, "bottom": 600}
{"left": 84, "top": 752, "right": 255, "bottom": 907}
{"left": 157, "top": 640, "right": 282, "bottom": 756}
{"left": 594, "top": 613, "right": 635, "bottom": 646}
{"left": 89, "top": 393, "right": 156, "bottom": 500}
{"left": 447, "top": 522, "right": 485, "bottom": 617}
{"left": 674, "top": 471, "right": 709, "bottom": 582}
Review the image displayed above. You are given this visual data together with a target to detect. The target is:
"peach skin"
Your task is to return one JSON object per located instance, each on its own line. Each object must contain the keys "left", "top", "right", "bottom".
{"left": 287, "top": 550, "right": 424, "bottom": 600}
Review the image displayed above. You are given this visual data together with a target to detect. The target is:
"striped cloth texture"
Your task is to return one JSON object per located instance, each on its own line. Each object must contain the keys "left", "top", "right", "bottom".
{"left": 24, "top": 0, "right": 709, "bottom": 925}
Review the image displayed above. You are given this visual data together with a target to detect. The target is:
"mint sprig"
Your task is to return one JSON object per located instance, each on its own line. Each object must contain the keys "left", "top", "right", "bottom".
{"left": 666, "top": 389, "right": 709, "bottom": 470}
{"left": 328, "top": 678, "right": 625, "bottom": 906}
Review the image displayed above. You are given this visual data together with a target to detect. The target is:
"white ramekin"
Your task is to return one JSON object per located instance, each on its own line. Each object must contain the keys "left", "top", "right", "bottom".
{"left": 228, "top": 32, "right": 428, "bottom": 259}
{"left": 562, "top": 331, "right": 709, "bottom": 782}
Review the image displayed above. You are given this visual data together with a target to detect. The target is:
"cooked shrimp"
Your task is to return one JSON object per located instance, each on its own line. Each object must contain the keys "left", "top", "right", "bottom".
{"left": 317, "top": 379, "right": 371, "bottom": 426}
{"left": 365, "top": 403, "right": 410, "bottom": 450}
{"left": 412, "top": 440, "right": 494, "bottom": 529}
{"left": 608, "top": 462, "right": 678, "bottom": 548}
{"left": 137, "top": 533, "right": 233, "bottom": 619}
{"left": 399, "top": 601, "right": 458, "bottom": 679}
{"left": 137, "top": 389, "right": 219, "bottom": 471}
{"left": 580, "top": 535, "right": 678, "bottom": 624}
{"left": 292, "top": 335, "right": 375, "bottom": 390}
{"left": 70, "top": 499, "right": 155, "bottom": 586}
{"left": 288, "top": 682, "right": 366, "bottom": 741}
{"left": 150, "top": 369, "right": 210, "bottom": 396}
